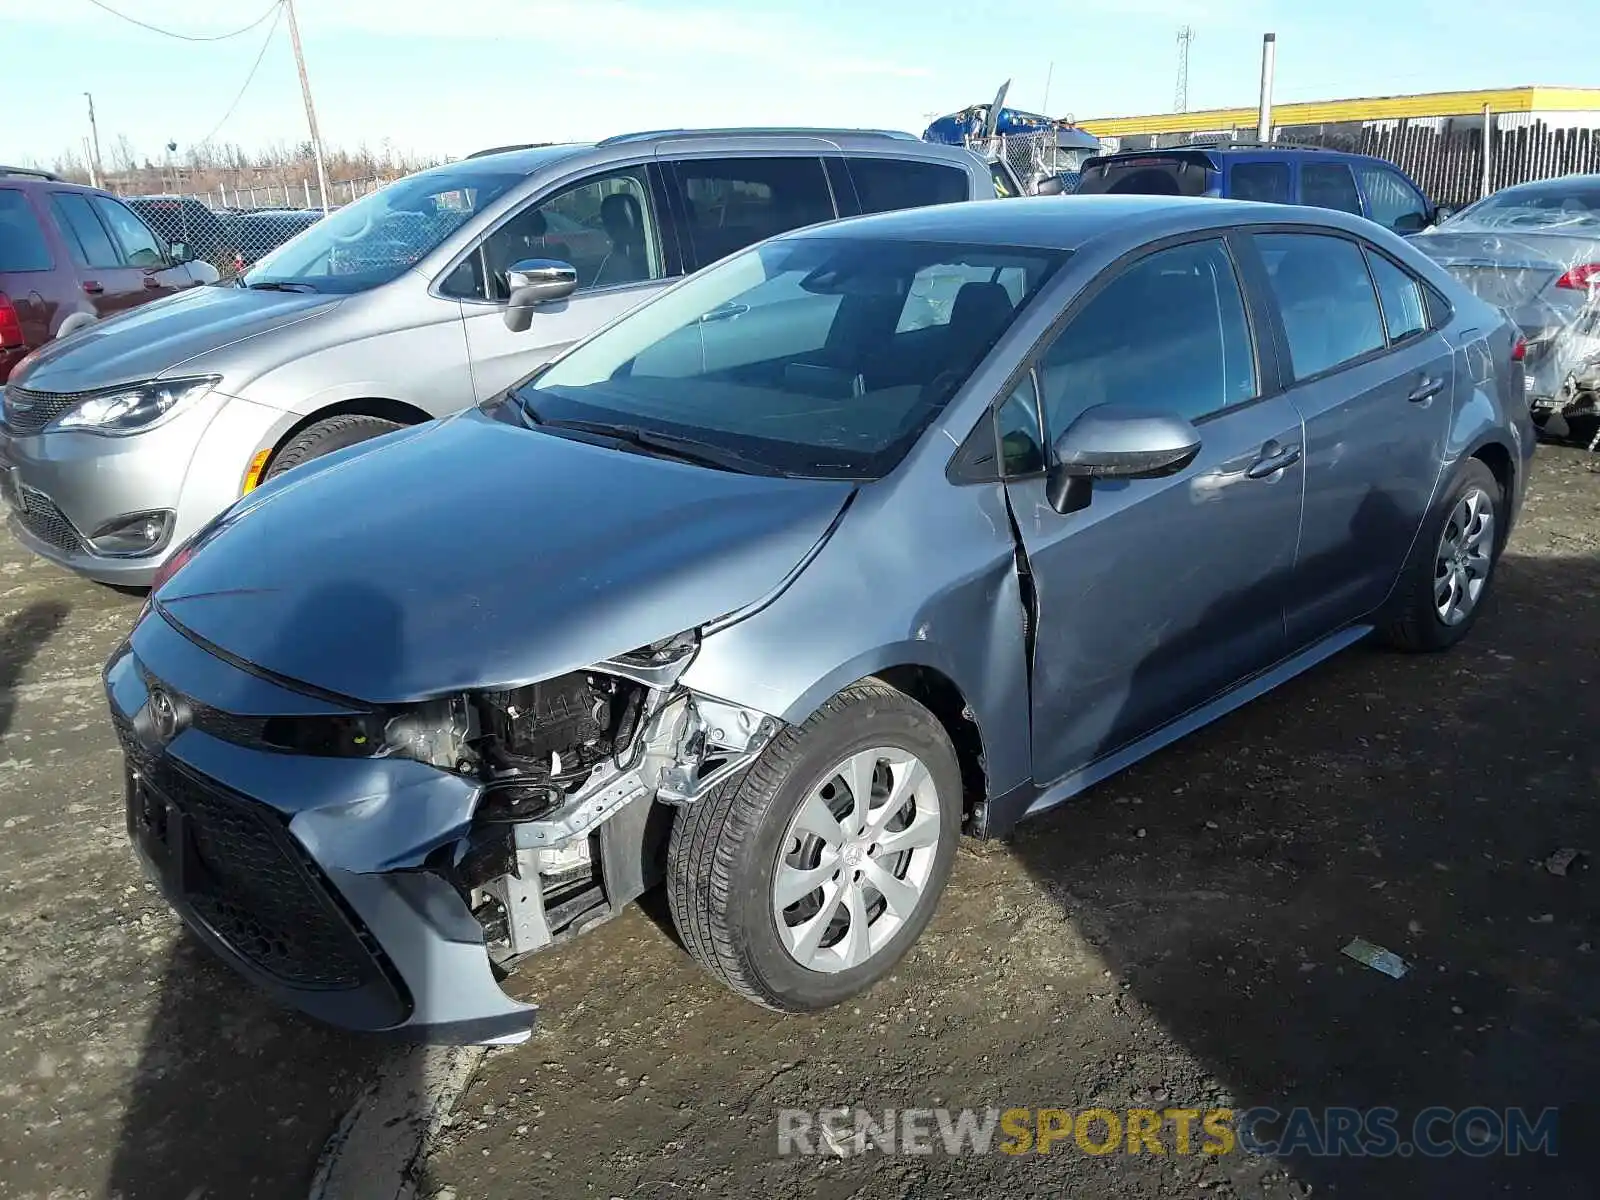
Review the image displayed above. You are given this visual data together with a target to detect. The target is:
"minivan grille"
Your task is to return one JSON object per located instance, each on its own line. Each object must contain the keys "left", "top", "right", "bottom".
{"left": 15, "top": 486, "right": 82, "bottom": 554}
{"left": 1, "top": 387, "right": 81, "bottom": 435}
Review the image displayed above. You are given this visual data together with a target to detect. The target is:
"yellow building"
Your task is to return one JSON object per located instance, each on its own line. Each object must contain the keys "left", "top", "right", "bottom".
{"left": 1081, "top": 86, "right": 1600, "bottom": 151}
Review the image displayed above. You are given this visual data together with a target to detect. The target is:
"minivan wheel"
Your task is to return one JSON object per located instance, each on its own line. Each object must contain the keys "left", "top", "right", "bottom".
{"left": 263, "top": 414, "right": 404, "bottom": 482}
{"left": 1378, "top": 458, "right": 1503, "bottom": 652}
{"left": 666, "top": 680, "right": 961, "bottom": 1012}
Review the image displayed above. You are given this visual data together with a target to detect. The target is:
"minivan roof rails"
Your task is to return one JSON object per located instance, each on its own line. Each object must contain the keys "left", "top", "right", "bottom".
{"left": 596, "top": 127, "right": 920, "bottom": 148}
{"left": 466, "top": 142, "right": 558, "bottom": 158}
{"left": 0, "top": 165, "right": 63, "bottom": 181}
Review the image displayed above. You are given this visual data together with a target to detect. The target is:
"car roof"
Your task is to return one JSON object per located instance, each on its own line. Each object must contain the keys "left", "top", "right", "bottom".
{"left": 782, "top": 194, "right": 1276, "bottom": 251}
{"left": 460, "top": 128, "right": 961, "bottom": 173}
{"left": 1092, "top": 143, "right": 1386, "bottom": 164}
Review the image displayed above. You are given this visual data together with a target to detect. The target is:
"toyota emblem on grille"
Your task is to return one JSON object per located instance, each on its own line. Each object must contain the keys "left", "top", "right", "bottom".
{"left": 147, "top": 687, "right": 184, "bottom": 744}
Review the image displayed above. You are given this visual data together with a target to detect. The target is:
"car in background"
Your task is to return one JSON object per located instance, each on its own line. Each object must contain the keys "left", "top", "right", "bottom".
{"left": 222, "top": 207, "right": 324, "bottom": 274}
{"left": 1, "top": 128, "right": 1004, "bottom": 586}
{"left": 1411, "top": 173, "right": 1600, "bottom": 444}
{"left": 1076, "top": 144, "right": 1446, "bottom": 237}
{"left": 0, "top": 166, "right": 216, "bottom": 381}
{"left": 123, "top": 195, "right": 238, "bottom": 273}
{"left": 107, "top": 195, "right": 1530, "bottom": 1041}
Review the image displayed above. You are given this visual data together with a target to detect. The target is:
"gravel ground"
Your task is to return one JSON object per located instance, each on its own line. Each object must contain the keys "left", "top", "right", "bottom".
{"left": 0, "top": 446, "right": 1596, "bottom": 1199}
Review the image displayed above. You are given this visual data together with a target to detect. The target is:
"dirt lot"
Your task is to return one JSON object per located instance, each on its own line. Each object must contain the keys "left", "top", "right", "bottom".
{"left": 1, "top": 447, "right": 1597, "bottom": 1200}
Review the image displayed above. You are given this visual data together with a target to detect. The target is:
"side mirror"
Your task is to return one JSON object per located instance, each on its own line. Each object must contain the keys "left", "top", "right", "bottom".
{"left": 503, "top": 259, "right": 578, "bottom": 332}
{"left": 1033, "top": 175, "right": 1066, "bottom": 197}
{"left": 1431, "top": 205, "right": 1455, "bottom": 227}
{"left": 1045, "top": 405, "right": 1202, "bottom": 515}
{"left": 168, "top": 241, "right": 191, "bottom": 263}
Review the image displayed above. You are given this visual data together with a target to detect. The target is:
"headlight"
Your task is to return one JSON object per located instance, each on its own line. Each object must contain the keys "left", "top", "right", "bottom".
{"left": 55, "top": 376, "right": 219, "bottom": 435}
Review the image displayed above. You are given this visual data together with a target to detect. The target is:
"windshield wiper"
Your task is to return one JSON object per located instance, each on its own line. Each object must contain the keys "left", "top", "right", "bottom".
{"left": 242, "top": 280, "right": 319, "bottom": 293}
{"left": 522, "top": 409, "right": 786, "bottom": 476}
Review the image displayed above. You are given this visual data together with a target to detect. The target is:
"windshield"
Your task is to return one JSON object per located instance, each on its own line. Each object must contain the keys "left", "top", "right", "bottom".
{"left": 241, "top": 166, "right": 525, "bottom": 292}
{"left": 515, "top": 236, "right": 1065, "bottom": 479}
{"left": 1444, "top": 184, "right": 1600, "bottom": 232}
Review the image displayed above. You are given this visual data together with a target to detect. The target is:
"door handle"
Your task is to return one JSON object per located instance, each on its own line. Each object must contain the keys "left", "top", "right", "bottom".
{"left": 1245, "top": 442, "right": 1301, "bottom": 479}
{"left": 697, "top": 303, "right": 748, "bottom": 324}
{"left": 1407, "top": 375, "right": 1445, "bottom": 403}
{"left": 142, "top": 275, "right": 162, "bottom": 289}
{"left": 81, "top": 280, "right": 104, "bottom": 295}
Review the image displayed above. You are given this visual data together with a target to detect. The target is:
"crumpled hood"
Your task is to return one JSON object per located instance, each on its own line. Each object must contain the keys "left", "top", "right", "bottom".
{"left": 157, "top": 408, "right": 855, "bottom": 704}
{"left": 11, "top": 285, "right": 338, "bottom": 393}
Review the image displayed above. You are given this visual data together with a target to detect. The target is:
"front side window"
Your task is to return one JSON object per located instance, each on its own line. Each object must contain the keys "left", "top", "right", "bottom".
{"left": 0, "top": 189, "right": 52, "bottom": 272}
{"left": 850, "top": 158, "right": 971, "bottom": 214}
{"left": 50, "top": 192, "right": 121, "bottom": 269}
{"left": 1256, "top": 232, "right": 1386, "bottom": 378}
{"left": 1039, "top": 239, "right": 1257, "bottom": 435}
{"left": 1301, "top": 162, "right": 1364, "bottom": 215}
{"left": 516, "top": 236, "right": 1064, "bottom": 478}
{"left": 991, "top": 161, "right": 1020, "bottom": 199}
{"left": 447, "top": 168, "right": 663, "bottom": 300}
{"left": 674, "top": 157, "right": 836, "bottom": 268}
{"left": 243, "top": 165, "right": 525, "bottom": 293}
{"left": 1365, "top": 249, "right": 1428, "bottom": 344}
{"left": 1357, "top": 164, "right": 1431, "bottom": 234}
{"left": 92, "top": 197, "right": 166, "bottom": 267}
{"left": 1230, "top": 161, "right": 1291, "bottom": 204}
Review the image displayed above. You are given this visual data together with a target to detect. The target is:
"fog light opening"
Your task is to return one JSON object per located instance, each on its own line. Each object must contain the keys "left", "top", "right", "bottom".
{"left": 87, "top": 510, "right": 175, "bottom": 558}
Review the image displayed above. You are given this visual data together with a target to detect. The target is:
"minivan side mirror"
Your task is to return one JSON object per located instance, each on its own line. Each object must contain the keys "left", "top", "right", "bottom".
{"left": 503, "top": 259, "right": 579, "bottom": 332}
{"left": 1045, "top": 405, "right": 1202, "bottom": 515}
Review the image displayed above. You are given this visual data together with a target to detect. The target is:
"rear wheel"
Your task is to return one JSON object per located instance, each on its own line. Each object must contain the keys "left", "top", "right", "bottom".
{"left": 666, "top": 680, "right": 961, "bottom": 1012}
{"left": 1379, "top": 458, "right": 1503, "bottom": 652}
{"left": 263, "top": 414, "right": 404, "bottom": 482}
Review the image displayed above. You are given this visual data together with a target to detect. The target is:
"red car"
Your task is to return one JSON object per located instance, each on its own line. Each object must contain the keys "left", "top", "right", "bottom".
{"left": 0, "top": 167, "right": 218, "bottom": 381}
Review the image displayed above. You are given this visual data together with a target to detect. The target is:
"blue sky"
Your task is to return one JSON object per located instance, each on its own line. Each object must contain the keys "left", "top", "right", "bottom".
{"left": 3, "top": 0, "right": 1596, "bottom": 170}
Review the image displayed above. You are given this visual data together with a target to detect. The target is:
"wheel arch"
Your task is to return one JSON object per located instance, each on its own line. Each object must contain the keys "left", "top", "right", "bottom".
{"left": 260, "top": 397, "right": 432, "bottom": 476}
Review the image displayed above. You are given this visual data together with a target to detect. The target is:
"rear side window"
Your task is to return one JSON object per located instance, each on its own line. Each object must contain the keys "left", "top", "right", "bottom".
{"left": 991, "top": 161, "right": 1020, "bottom": 199}
{"left": 1256, "top": 232, "right": 1386, "bottom": 378}
{"left": 673, "top": 157, "right": 836, "bottom": 268}
{"left": 1365, "top": 250, "right": 1428, "bottom": 343}
{"left": 1039, "top": 238, "right": 1257, "bottom": 431}
{"left": 0, "top": 189, "right": 52, "bottom": 272}
{"left": 93, "top": 197, "right": 166, "bottom": 267}
{"left": 50, "top": 192, "right": 122, "bottom": 268}
{"left": 850, "top": 158, "right": 970, "bottom": 214}
{"left": 1301, "top": 162, "right": 1363, "bottom": 215}
{"left": 1230, "top": 162, "right": 1291, "bottom": 204}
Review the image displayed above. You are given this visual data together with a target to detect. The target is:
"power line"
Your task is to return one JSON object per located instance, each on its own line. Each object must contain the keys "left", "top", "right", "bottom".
{"left": 85, "top": 0, "right": 281, "bottom": 43}
{"left": 194, "top": 2, "right": 285, "bottom": 146}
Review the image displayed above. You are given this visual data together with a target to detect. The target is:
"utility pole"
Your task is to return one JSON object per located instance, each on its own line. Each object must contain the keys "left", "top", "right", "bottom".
{"left": 84, "top": 92, "right": 104, "bottom": 188}
{"left": 1255, "top": 32, "right": 1277, "bottom": 144}
{"left": 1174, "top": 26, "right": 1195, "bottom": 114}
{"left": 1042, "top": 61, "right": 1055, "bottom": 114}
{"left": 284, "top": 0, "right": 331, "bottom": 211}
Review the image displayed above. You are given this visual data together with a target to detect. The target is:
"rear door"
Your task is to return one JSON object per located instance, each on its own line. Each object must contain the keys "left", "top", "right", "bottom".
{"left": 1250, "top": 229, "right": 1454, "bottom": 646}
{"left": 89, "top": 195, "right": 195, "bottom": 300}
{"left": 46, "top": 190, "right": 145, "bottom": 317}
{"left": 844, "top": 156, "right": 973, "bottom": 214}
{"left": 0, "top": 188, "right": 57, "bottom": 359}
{"left": 1299, "top": 161, "right": 1365, "bottom": 217}
{"left": 668, "top": 155, "right": 839, "bottom": 271}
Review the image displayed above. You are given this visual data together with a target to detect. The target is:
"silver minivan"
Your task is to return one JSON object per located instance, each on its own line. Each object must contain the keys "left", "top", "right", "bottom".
{"left": 0, "top": 130, "right": 996, "bottom": 585}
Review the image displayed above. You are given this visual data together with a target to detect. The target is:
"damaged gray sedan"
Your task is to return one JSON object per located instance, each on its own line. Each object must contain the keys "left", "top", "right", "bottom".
{"left": 106, "top": 196, "right": 1531, "bottom": 1043}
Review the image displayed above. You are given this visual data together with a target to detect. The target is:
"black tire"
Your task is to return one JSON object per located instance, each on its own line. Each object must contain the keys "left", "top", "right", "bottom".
{"left": 263, "top": 414, "right": 404, "bottom": 482}
{"left": 1378, "top": 458, "right": 1503, "bottom": 652}
{"left": 666, "top": 679, "right": 962, "bottom": 1012}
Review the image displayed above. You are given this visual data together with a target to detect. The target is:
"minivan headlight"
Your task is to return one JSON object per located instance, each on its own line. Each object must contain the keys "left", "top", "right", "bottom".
{"left": 56, "top": 376, "right": 219, "bottom": 435}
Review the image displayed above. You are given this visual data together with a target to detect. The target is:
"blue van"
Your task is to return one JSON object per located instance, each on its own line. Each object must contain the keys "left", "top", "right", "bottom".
{"left": 1075, "top": 144, "right": 1448, "bottom": 237}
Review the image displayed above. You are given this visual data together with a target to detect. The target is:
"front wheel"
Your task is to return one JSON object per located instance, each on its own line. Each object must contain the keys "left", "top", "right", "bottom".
{"left": 263, "top": 414, "right": 403, "bottom": 482}
{"left": 666, "top": 680, "right": 961, "bottom": 1012}
{"left": 1378, "top": 458, "right": 1503, "bottom": 652}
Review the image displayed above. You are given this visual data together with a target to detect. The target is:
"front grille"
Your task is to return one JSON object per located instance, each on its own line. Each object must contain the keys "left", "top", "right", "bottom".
{"left": 114, "top": 712, "right": 382, "bottom": 991}
{"left": 2, "top": 387, "right": 82, "bottom": 435}
{"left": 14, "top": 486, "right": 82, "bottom": 554}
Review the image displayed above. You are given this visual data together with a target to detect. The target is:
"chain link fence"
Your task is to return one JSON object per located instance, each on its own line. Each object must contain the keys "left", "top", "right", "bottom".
{"left": 964, "top": 131, "right": 1106, "bottom": 192}
{"left": 105, "top": 175, "right": 395, "bottom": 279}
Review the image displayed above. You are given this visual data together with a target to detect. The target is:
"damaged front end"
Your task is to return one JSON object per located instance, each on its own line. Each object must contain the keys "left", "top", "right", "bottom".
{"left": 106, "top": 613, "right": 781, "bottom": 1046}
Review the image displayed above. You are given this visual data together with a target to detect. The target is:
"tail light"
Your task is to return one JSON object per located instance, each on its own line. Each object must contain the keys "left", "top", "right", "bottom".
{"left": 150, "top": 540, "right": 197, "bottom": 594}
{"left": 1555, "top": 263, "right": 1600, "bottom": 290}
{"left": 0, "top": 293, "right": 23, "bottom": 348}
{"left": 1512, "top": 336, "right": 1527, "bottom": 361}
